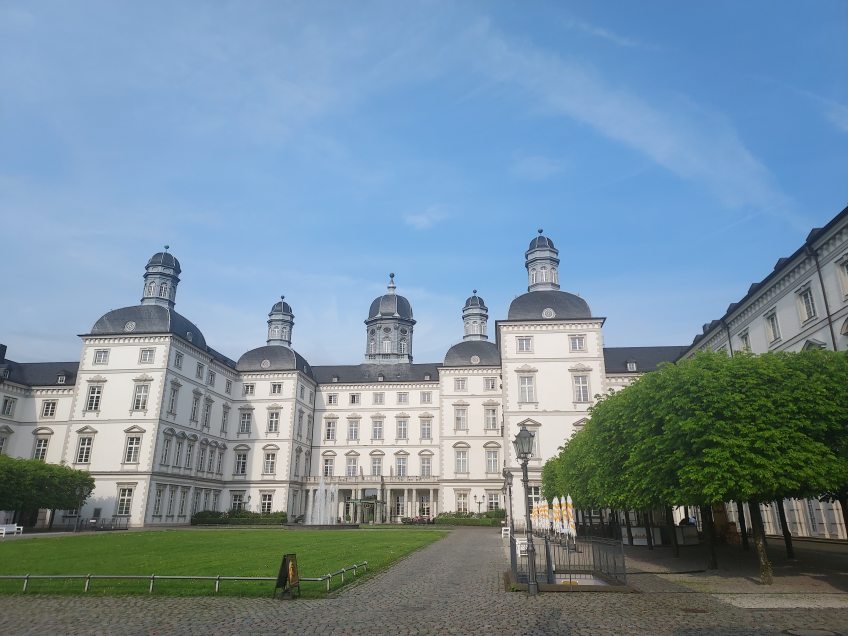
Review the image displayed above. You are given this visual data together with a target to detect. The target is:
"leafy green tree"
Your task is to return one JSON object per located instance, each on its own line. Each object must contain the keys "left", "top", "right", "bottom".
{"left": 0, "top": 456, "right": 95, "bottom": 524}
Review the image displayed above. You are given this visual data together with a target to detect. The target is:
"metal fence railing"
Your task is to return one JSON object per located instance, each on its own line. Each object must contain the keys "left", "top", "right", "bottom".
{"left": 0, "top": 561, "right": 368, "bottom": 596}
{"left": 509, "top": 534, "right": 626, "bottom": 589}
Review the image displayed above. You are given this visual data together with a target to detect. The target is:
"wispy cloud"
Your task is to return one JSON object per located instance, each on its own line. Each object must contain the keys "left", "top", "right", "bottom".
{"left": 562, "top": 18, "right": 654, "bottom": 50}
{"left": 404, "top": 205, "right": 448, "bottom": 230}
{"left": 510, "top": 153, "right": 563, "bottom": 181}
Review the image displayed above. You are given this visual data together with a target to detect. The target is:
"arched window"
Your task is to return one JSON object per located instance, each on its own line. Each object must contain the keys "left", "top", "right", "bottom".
{"left": 270, "top": 326, "right": 280, "bottom": 338}
{"left": 382, "top": 338, "right": 392, "bottom": 354}
{"left": 369, "top": 340, "right": 376, "bottom": 354}
{"left": 146, "top": 282, "right": 155, "bottom": 296}
{"left": 471, "top": 321, "right": 479, "bottom": 334}
{"left": 530, "top": 269, "right": 537, "bottom": 284}
{"left": 399, "top": 339, "right": 407, "bottom": 354}
{"left": 552, "top": 268, "right": 558, "bottom": 283}
{"left": 281, "top": 327, "right": 289, "bottom": 340}
{"left": 540, "top": 267, "right": 548, "bottom": 282}
{"left": 159, "top": 283, "right": 168, "bottom": 298}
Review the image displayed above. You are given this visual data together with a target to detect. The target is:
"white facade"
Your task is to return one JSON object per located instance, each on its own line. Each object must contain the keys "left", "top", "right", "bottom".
{"left": 0, "top": 232, "right": 684, "bottom": 528}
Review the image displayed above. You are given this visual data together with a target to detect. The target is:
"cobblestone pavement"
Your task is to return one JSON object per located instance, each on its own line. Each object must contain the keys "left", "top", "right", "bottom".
{"left": 1, "top": 528, "right": 847, "bottom": 635}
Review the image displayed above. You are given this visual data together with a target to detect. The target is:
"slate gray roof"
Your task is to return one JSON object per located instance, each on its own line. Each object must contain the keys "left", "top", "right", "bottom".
{"left": 237, "top": 345, "right": 313, "bottom": 378}
{"left": 507, "top": 290, "right": 592, "bottom": 321}
{"left": 603, "top": 346, "right": 688, "bottom": 374}
{"left": 0, "top": 360, "right": 79, "bottom": 387}
{"left": 528, "top": 233, "right": 555, "bottom": 251}
{"left": 443, "top": 341, "right": 501, "bottom": 368}
{"left": 90, "top": 305, "right": 207, "bottom": 350}
{"left": 368, "top": 294, "right": 414, "bottom": 320}
{"left": 270, "top": 298, "right": 293, "bottom": 315}
{"left": 147, "top": 251, "right": 181, "bottom": 273}
{"left": 312, "top": 363, "right": 439, "bottom": 384}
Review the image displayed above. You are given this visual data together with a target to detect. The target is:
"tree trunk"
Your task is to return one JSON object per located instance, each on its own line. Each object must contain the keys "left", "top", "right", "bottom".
{"left": 776, "top": 499, "right": 794, "bottom": 559}
{"left": 736, "top": 501, "right": 750, "bottom": 551}
{"left": 623, "top": 510, "right": 634, "bottom": 545}
{"left": 666, "top": 506, "right": 680, "bottom": 557}
{"left": 749, "top": 499, "right": 773, "bottom": 585}
{"left": 701, "top": 505, "right": 719, "bottom": 569}
{"left": 645, "top": 510, "right": 654, "bottom": 550}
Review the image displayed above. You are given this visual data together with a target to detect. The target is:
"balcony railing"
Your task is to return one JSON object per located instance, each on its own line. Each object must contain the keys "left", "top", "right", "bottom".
{"left": 303, "top": 474, "right": 439, "bottom": 485}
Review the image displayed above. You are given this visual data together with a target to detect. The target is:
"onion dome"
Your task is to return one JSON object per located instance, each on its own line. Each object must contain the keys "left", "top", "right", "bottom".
{"left": 508, "top": 289, "right": 591, "bottom": 321}
{"left": 368, "top": 273, "right": 414, "bottom": 319}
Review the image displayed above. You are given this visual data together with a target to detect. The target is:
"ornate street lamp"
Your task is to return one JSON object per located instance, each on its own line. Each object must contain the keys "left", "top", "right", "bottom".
{"left": 502, "top": 467, "right": 514, "bottom": 535}
{"left": 513, "top": 424, "right": 538, "bottom": 595}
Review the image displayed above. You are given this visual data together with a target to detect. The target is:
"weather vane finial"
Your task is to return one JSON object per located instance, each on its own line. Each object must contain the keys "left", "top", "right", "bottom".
{"left": 164, "top": 244, "right": 170, "bottom": 251}
{"left": 537, "top": 228, "right": 543, "bottom": 235}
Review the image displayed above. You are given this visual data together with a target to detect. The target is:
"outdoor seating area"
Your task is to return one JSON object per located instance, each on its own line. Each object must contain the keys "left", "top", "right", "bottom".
{"left": 0, "top": 524, "right": 23, "bottom": 539}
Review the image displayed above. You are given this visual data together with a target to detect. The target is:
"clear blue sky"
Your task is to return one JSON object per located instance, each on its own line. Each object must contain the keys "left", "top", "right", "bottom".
{"left": 2, "top": 1, "right": 846, "bottom": 365}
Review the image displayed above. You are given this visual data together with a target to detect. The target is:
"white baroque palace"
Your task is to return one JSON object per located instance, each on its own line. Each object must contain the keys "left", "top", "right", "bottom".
{"left": 0, "top": 230, "right": 685, "bottom": 528}
{"left": 682, "top": 203, "right": 848, "bottom": 540}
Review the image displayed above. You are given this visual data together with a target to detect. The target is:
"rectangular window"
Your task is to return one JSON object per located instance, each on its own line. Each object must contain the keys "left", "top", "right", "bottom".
{"left": 231, "top": 493, "right": 244, "bottom": 511}
{"left": 167, "top": 385, "right": 179, "bottom": 414}
{"left": 225, "top": 379, "right": 232, "bottom": 394}
{"left": 799, "top": 287, "right": 817, "bottom": 322}
{"left": 573, "top": 375, "right": 590, "bottom": 403}
{"left": 454, "top": 407, "right": 467, "bottom": 431}
{"left": 85, "top": 386, "right": 102, "bottom": 412}
{"left": 396, "top": 418, "right": 408, "bottom": 440}
{"left": 373, "top": 392, "right": 384, "bottom": 405}
{"left": 372, "top": 419, "right": 384, "bottom": 440}
{"left": 484, "top": 407, "right": 498, "bottom": 430}
{"left": 323, "top": 457, "right": 334, "bottom": 477}
{"left": 455, "top": 450, "right": 468, "bottom": 473}
{"left": 271, "top": 383, "right": 282, "bottom": 395}
{"left": 221, "top": 406, "right": 230, "bottom": 433}
{"left": 454, "top": 378, "right": 467, "bottom": 391}
{"left": 76, "top": 437, "right": 93, "bottom": 463}
{"left": 41, "top": 400, "right": 57, "bottom": 418}
{"left": 325, "top": 420, "right": 336, "bottom": 441}
{"left": 486, "top": 449, "right": 499, "bottom": 473}
{"left": 153, "top": 486, "right": 163, "bottom": 516}
{"left": 739, "top": 331, "right": 751, "bottom": 352}
{"left": 569, "top": 334, "right": 586, "bottom": 352}
{"left": 420, "top": 456, "right": 431, "bottom": 477}
{"left": 174, "top": 351, "right": 183, "bottom": 369}
{"left": 207, "top": 448, "right": 215, "bottom": 472}
{"left": 487, "top": 492, "right": 500, "bottom": 511}
{"left": 216, "top": 450, "right": 223, "bottom": 474}
{"left": 420, "top": 418, "right": 432, "bottom": 440}
{"left": 516, "top": 336, "right": 532, "bottom": 353}
{"left": 420, "top": 391, "right": 432, "bottom": 404}
{"left": 33, "top": 437, "right": 49, "bottom": 461}
{"left": 350, "top": 393, "right": 360, "bottom": 405}
{"left": 457, "top": 492, "right": 468, "bottom": 513}
{"left": 519, "top": 375, "right": 536, "bottom": 402}
{"left": 139, "top": 348, "right": 155, "bottom": 364}
{"left": 264, "top": 452, "right": 276, "bottom": 474}
{"left": 243, "top": 383, "right": 255, "bottom": 396}
{"left": 160, "top": 437, "right": 171, "bottom": 465}
{"left": 328, "top": 393, "right": 338, "bottom": 405}
{"left": 395, "top": 456, "right": 407, "bottom": 477}
{"left": 201, "top": 400, "right": 212, "bottom": 428}
{"left": 234, "top": 452, "right": 248, "bottom": 475}
{"left": 371, "top": 456, "right": 382, "bottom": 476}
{"left": 626, "top": 361, "right": 638, "bottom": 372}
{"left": 1, "top": 397, "right": 14, "bottom": 417}
{"left": 93, "top": 349, "right": 109, "bottom": 365}
{"left": 206, "top": 369, "right": 216, "bottom": 386}
{"left": 299, "top": 385, "right": 305, "bottom": 400}
{"left": 132, "top": 384, "right": 150, "bottom": 411}
{"left": 174, "top": 441, "right": 183, "bottom": 467}
{"left": 116, "top": 487, "right": 133, "bottom": 516}
{"left": 396, "top": 392, "right": 409, "bottom": 404}
{"left": 124, "top": 436, "right": 141, "bottom": 463}
{"left": 196, "top": 363, "right": 204, "bottom": 379}
{"left": 267, "top": 411, "right": 280, "bottom": 432}
{"left": 239, "top": 412, "right": 252, "bottom": 434}
{"left": 184, "top": 444, "right": 193, "bottom": 470}
{"left": 293, "top": 453, "right": 301, "bottom": 476}
{"left": 346, "top": 457, "right": 358, "bottom": 477}
{"left": 765, "top": 311, "right": 781, "bottom": 343}
{"left": 198, "top": 447, "right": 207, "bottom": 471}
{"left": 348, "top": 419, "right": 359, "bottom": 441}
{"left": 0, "top": 436, "right": 6, "bottom": 455}
{"left": 261, "top": 493, "right": 273, "bottom": 515}
{"left": 297, "top": 411, "right": 304, "bottom": 438}
{"left": 484, "top": 377, "right": 496, "bottom": 391}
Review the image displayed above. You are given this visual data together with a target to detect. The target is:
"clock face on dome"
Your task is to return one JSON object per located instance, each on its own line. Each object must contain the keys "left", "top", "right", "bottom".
{"left": 542, "top": 308, "right": 556, "bottom": 319}
{"left": 260, "top": 359, "right": 271, "bottom": 369}
{"left": 470, "top": 355, "right": 481, "bottom": 365}
{"left": 124, "top": 321, "right": 136, "bottom": 332}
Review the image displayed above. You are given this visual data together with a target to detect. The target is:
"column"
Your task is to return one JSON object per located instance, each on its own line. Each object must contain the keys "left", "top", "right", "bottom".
{"left": 429, "top": 488, "right": 433, "bottom": 518}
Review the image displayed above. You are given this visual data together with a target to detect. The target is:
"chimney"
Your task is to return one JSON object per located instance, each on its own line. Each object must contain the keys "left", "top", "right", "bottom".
{"left": 0, "top": 344, "right": 6, "bottom": 363}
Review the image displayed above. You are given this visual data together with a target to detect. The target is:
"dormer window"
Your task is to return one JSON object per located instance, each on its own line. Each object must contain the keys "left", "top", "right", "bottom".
{"left": 332, "top": 375, "right": 339, "bottom": 383}
{"left": 57, "top": 374, "right": 66, "bottom": 385}
{"left": 377, "top": 373, "right": 384, "bottom": 382}
{"left": 626, "top": 361, "right": 637, "bottom": 372}
{"left": 424, "top": 373, "right": 431, "bottom": 381}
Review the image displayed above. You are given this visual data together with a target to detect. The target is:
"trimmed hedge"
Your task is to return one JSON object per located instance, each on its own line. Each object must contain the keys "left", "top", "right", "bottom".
{"left": 433, "top": 517, "right": 502, "bottom": 526}
{"left": 191, "top": 510, "right": 287, "bottom": 526}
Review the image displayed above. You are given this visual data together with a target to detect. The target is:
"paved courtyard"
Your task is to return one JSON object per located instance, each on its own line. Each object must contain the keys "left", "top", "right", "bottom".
{"left": 1, "top": 527, "right": 847, "bottom": 635}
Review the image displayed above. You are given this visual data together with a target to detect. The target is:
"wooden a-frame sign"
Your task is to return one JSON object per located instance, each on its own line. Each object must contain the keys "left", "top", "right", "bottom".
{"left": 273, "top": 553, "right": 300, "bottom": 599}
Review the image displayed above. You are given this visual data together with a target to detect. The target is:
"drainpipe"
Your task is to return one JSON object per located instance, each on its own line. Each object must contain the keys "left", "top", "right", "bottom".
{"left": 805, "top": 243, "right": 838, "bottom": 351}
{"left": 721, "top": 319, "right": 735, "bottom": 356}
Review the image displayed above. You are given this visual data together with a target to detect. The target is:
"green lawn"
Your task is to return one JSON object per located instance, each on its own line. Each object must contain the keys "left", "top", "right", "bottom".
{"left": 0, "top": 528, "right": 447, "bottom": 597}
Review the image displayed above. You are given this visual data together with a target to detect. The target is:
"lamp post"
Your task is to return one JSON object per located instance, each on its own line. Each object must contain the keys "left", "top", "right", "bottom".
{"left": 474, "top": 494, "right": 483, "bottom": 515}
{"left": 502, "top": 468, "right": 515, "bottom": 535}
{"left": 513, "top": 424, "right": 538, "bottom": 595}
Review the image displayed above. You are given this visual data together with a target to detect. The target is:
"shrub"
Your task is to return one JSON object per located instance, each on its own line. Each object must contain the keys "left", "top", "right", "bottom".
{"left": 433, "top": 517, "right": 500, "bottom": 526}
{"left": 191, "top": 510, "right": 287, "bottom": 526}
